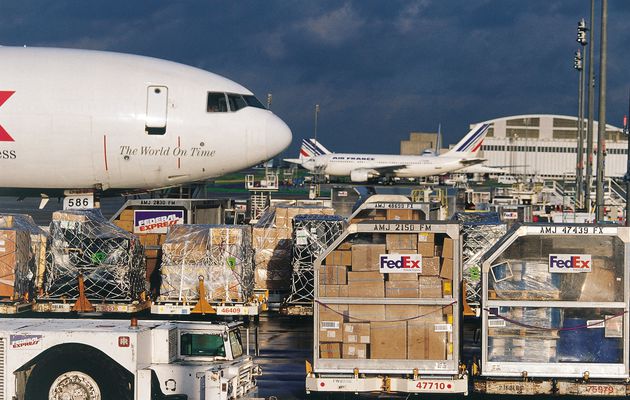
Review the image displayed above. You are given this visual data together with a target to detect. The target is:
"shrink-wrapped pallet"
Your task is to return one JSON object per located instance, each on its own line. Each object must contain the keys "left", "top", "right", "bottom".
{"left": 44, "top": 209, "right": 145, "bottom": 301}
{"left": 160, "top": 224, "right": 254, "bottom": 302}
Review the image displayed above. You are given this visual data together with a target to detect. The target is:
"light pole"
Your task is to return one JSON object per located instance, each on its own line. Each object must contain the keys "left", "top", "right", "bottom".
{"left": 575, "top": 18, "right": 588, "bottom": 209}
{"left": 595, "top": 0, "right": 608, "bottom": 222}
{"left": 623, "top": 92, "right": 630, "bottom": 226}
{"left": 585, "top": 0, "right": 596, "bottom": 212}
{"left": 314, "top": 104, "right": 320, "bottom": 145}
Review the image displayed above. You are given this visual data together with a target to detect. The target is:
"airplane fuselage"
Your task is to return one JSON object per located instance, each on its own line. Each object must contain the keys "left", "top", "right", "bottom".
{"left": 304, "top": 153, "right": 468, "bottom": 179}
{"left": 0, "top": 47, "right": 292, "bottom": 190}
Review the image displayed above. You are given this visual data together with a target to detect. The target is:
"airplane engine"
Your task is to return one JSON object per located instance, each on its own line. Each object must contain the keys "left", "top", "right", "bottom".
{"left": 350, "top": 170, "right": 372, "bottom": 182}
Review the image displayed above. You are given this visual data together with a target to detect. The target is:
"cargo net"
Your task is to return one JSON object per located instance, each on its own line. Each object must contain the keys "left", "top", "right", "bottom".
{"left": 0, "top": 214, "right": 48, "bottom": 301}
{"left": 284, "top": 215, "right": 346, "bottom": 305}
{"left": 452, "top": 212, "right": 506, "bottom": 308}
{"left": 44, "top": 209, "right": 146, "bottom": 302}
{"left": 159, "top": 225, "right": 254, "bottom": 303}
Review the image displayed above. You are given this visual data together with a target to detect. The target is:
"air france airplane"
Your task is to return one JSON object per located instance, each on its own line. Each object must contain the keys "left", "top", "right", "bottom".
{"left": 0, "top": 46, "right": 292, "bottom": 192}
{"left": 285, "top": 124, "right": 489, "bottom": 182}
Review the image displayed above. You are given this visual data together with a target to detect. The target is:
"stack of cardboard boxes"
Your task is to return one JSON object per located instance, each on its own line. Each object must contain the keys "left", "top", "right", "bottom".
{"left": 113, "top": 210, "right": 167, "bottom": 284}
{"left": 318, "top": 230, "right": 454, "bottom": 361}
{"left": 350, "top": 208, "right": 424, "bottom": 224}
{"left": 0, "top": 216, "right": 32, "bottom": 299}
{"left": 253, "top": 205, "right": 334, "bottom": 290}
{"left": 160, "top": 225, "right": 254, "bottom": 302}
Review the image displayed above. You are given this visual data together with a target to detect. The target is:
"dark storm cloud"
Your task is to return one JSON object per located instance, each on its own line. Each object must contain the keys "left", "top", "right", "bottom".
{"left": 1, "top": 1, "right": 629, "bottom": 154}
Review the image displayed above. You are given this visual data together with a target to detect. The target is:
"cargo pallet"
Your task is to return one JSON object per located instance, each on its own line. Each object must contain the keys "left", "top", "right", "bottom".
{"left": 307, "top": 221, "right": 469, "bottom": 396}
{"left": 280, "top": 303, "right": 313, "bottom": 316}
{"left": 474, "top": 377, "right": 630, "bottom": 396}
{"left": 478, "top": 224, "right": 630, "bottom": 396}
{"left": 33, "top": 299, "right": 151, "bottom": 313}
{"left": 0, "top": 301, "right": 33, "bottom": 314}
{"left": 151, "top": 300, "right": 263, "bottom": 316}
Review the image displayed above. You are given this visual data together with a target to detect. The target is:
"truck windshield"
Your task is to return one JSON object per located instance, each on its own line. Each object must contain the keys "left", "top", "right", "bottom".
{"left": 229, "top": 329, "right": 243, "bottom": 358}
{"left": 180, "top": 333, "right": 225, "bottom": 357}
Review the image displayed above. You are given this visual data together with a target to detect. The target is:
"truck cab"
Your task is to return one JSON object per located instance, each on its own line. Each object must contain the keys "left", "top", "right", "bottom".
{"left": 1, "top": 318, "right": 259, "bottom": 400}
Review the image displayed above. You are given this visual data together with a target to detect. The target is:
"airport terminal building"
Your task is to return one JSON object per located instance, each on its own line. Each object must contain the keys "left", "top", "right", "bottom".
{"left": 473, "top": 114, "right": 626, "bottom": 178}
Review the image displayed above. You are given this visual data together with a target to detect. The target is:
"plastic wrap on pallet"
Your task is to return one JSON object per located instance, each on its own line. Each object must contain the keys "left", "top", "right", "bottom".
{"left": 160, "top": 224, "right": 254, "bottom": 302}
{"left": 44, "top": 209, "right": 145, "bottom": 301}
{"left": 285, "top": 214, "right": 346, "bottom": 304}
{"left": 488, "top": 306, "right": 624, "bottom": 364}
{"left": 489, "top": 261, "right": 560, "bottom": 299}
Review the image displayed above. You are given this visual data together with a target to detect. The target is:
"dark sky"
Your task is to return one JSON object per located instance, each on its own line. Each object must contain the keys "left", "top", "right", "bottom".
{"left": 1, "top": 1, "right": 629, "bottom": 156}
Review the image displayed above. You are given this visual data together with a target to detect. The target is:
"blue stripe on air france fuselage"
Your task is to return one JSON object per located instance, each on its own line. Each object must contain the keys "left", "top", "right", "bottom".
{"left": 455, "top": 124, "right": 489, "bottom": 152}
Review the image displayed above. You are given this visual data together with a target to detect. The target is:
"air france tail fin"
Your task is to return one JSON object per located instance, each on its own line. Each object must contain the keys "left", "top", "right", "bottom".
{"left": 442, "top": 123, "right": 490, "bottom": 158}
{"left": 299, "top": 138, "right": 332, "bottom": 160}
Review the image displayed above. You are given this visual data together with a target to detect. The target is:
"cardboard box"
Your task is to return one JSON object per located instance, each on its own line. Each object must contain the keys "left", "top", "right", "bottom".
{"left": 139, "top": 233, "right": 159, "bottom": 247}
{"left": 419, "top": 276, "right": 443, "bottom": 298}
{"left": 348, "top": 281, "right": 384, "bottom": 298}
{"left": 386, "top": 209, "right": 414, "bottom": 220}
{"left": 319, "top": 284, "right": 349, "bottom": 297}
{"left": 440, "top": 257, "right": 453, "bottom": 279}
{"left": 421, "top": 257, "right": 440, "bottom": 276}
{"left": 417, "top": 242, "right": 435, "bottom": 257}
{"left": 320, "top": 343, "right": 342, "bottom": 359}
{"left": 119, "top": 209, "right": 135, "bottom": 221}
{"left": 342, "top": 343, "right": 368, "bottom": 359}
{"left": 386, "top": 233, "right": 418, "bottom": 250}
{"left": 351, "top": 244, "right": 386, "bottom": 271}
{"left": 0, "top": 229, "right": 30, "bottom": 298}
{"left": 343, "top": 323, "right": 371, "bottom": 344}
{"left": 348, "top": 304, "right": 386, "bottom": 321}
{"left": 387, "top": 272, "right": 419, "bottom": 281}
{"left": 52, "top": 211, "right": 88, "bottom": 222}
{"left": 418, "top": 232, "right": 435, "bottom": 243}
{"left": 370, "top": 321, "right": 407, "bottom": 359}
{"left": 325, "top": 250, "right": 352, "bottom": 266}
{"left": 385, "top": 281, "right": 419, "bottom": 298}
{"left": 347, "top": 271, "right": 383, "bottom": 282}
{"left": 319, "top": 305, "right": 345, "bottom": 343}
{"left": 407, "top": 320, "right": 448, "bottom": 360}
{"left": 319, "top": 265, "right": 348, "bottom": 285}
{"left": 442, "top": 237, "right": 454, "bottom": 259}
{"left": 114, "top": 220, "right": 134, "bottom": 232}
{"left": 385, "top": 304, "right": 419, "bottom": 321}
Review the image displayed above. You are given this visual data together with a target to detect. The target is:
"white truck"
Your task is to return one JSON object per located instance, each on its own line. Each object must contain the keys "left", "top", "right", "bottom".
{"left": 0, "top": 318, "right": 260, "bottom": 400}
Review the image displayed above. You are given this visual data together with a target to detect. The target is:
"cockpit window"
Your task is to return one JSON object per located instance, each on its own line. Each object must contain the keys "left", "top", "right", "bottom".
{"left": 208, "top": 92, "right": 266, "bottom": 113}
{"left": 207, "top": 92, "right": 228, "bottom": 112}
{"left": 227, "top": 94, "right": 248, "bottom": 111}
{"left": 243, "top": 95, "right": 266, "bottom": 109}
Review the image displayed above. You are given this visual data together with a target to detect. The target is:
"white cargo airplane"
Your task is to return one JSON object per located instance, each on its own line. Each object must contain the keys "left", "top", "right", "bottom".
{"left": 0, "top": 46, "right": 292, "bottom": 192}
{"left": 285, "top": 123, "right": 490, "bottom": 182}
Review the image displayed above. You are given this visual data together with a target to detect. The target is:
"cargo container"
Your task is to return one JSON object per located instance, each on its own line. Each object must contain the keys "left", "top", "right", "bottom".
{"left": 0, "top": 214, "right": 47, "bottom": 313}
{"left": 152, "top": 224, "right": 263, "bottom": 316}
{"left": 347, "top": 195, "right": 438, "bottom": 223}
{"left": 475, "top": 224, "right": 630, "bottom": 396}
{"left": 35, "top": 209, "right": 148, "bottom": 313}
{"left": 306, "top": 221, "right": 468, "bottom": 395}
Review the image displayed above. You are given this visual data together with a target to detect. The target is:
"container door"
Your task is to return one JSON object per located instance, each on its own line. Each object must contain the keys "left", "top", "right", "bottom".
{"left": 146, "top": 85, "right": 168, "bottom": 135}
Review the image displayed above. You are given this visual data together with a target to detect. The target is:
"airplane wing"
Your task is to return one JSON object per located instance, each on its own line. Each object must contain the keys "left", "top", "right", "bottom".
{"left": 283, "top": 158, "right": 303, "bottom": 165}
{"left": 458, "top": 158, "right": 486, "bottom": 166}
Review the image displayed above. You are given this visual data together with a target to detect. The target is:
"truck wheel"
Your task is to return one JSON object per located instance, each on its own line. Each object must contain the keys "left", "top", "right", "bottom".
{"left": 25, "top": 357, "right": 130, "bottom": 400}
{"left": 49, "top": 371, "right": 101, "bottom": 399}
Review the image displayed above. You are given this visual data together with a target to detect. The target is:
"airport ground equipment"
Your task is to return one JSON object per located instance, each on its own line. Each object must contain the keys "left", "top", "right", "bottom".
{"left": 35, "top": 209, "right": 148, "bottom": 313}
{"left": 153, "top": 224, "right": 262, "bottom": 317}
{"left": 0, "top": 318, "right": 260, "bottom": 400}
{"left": 0, "top": 214, "right": 47, "bottom": 313}
{"left": 307, "top": 221, "right": 468, "bottom": 395}
{"left": 451, "top": 212, "right": 506, "bottom": 313}
{"left": 282, "top": 214, "right": 346, "bottom": 315}
{"left": 476, "top": 224, "right": 630, "bottom": 395}
{"left": 348, "top": 196, "right": 437, "bottom": 223}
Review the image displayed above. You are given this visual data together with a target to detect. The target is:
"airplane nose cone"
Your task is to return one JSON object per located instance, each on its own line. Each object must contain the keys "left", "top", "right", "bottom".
{"left": 266, "top": 113, "right": 292, "bottom": 159}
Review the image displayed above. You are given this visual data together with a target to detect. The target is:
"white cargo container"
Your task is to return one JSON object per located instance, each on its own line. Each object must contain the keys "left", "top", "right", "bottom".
{"left": 0, "top": 318, "right": 260, "bottom": 399}
{"left": 476, "top": 224, "right": 630, "bottom": 396}
{"left": 306, "top": 221, "right": 468, "bottom": 395}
